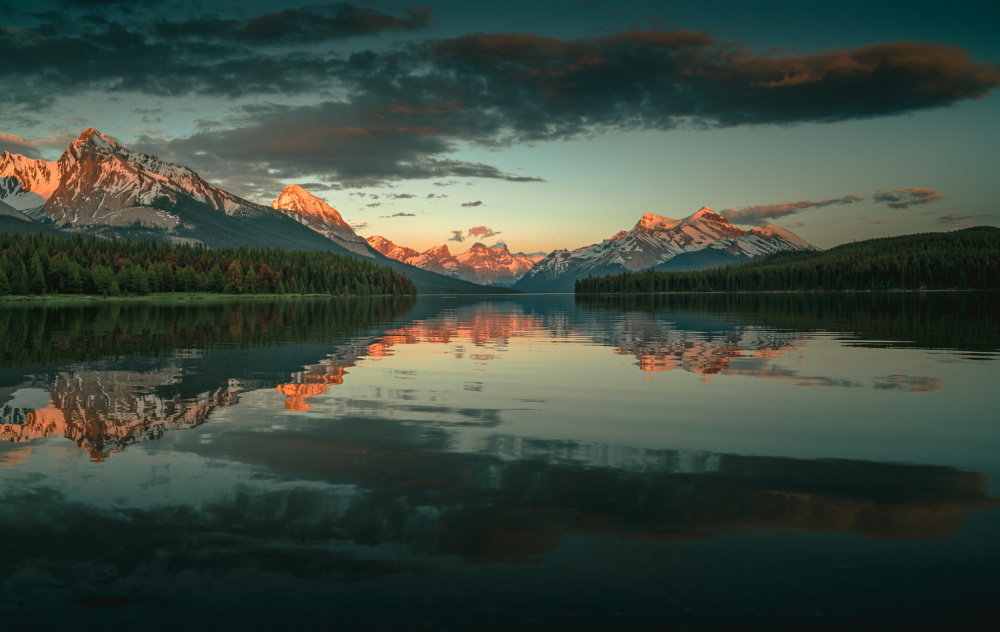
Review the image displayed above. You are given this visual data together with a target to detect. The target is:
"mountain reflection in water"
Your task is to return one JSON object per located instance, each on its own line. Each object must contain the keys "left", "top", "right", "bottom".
{"left": 3, "top": 294, "right": 987, "bottom": 457}
{"left": 0, "top": 294, "right": 998, "bottom": 630}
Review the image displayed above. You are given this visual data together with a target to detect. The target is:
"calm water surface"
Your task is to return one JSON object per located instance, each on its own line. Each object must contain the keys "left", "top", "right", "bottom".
{"left": 1, "top": 293, "right": 998, "bottom": 630}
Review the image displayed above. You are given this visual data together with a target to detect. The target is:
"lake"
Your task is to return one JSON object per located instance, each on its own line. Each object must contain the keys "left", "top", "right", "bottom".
{"left": 1, "top": 293, "right": 998, "bottom": 630}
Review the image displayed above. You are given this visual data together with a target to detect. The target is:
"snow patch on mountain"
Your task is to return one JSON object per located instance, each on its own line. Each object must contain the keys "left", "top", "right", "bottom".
{"left": 516, "top": 206, "right": 818, "bottom": 291}
{"left": 367, "top": 236, "right": 545, "bottom": 285}
{"left": 272, "top": 185, "right": 374, "bottom": 258}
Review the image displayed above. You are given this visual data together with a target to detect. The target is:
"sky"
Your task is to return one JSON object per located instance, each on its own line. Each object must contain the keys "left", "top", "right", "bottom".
{"left": 2, "top": 0, "right": 998, "bottom": 253}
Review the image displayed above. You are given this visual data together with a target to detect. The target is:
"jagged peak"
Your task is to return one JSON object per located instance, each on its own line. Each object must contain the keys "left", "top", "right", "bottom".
{"left": 680, "top": 206, "right": 729, "bottom": 227}
{"left": 425, "top": 244, "right": 451, "bottom": 256}
{"left": 604, "top": 229, "right": 629, "bottom": 243}
{"left": 272, "top": 185, "right": 342, "bottom": 217}
{"left": 72, "top": 127, "right": 120, "bottom": 151}
{"left": 279, "top": 183, "right": 311, "bottom": 198}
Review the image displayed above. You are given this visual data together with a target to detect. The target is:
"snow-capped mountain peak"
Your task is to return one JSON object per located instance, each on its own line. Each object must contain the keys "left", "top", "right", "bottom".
{"left": 367, "top": 235, "right": 421, "bottom": 261}
{"left": 750, "top": 225, "right": 816, "bottom": 249}
{"left": 271, "top": 184, "right": 372, "bottom": 257}
{"left": 636, "top": 213, "right": 681, "bottom": 231}
{"left": 271, "top": 185, "right": 354, "bottom": 232}
{"left": 366, "top": 237, "right": 545, "bottom": 286}
{"left": 40, "top": 127, "right": 249, "bottom": 221}
{"left": 515, "top": 206, "right": 818, "bottom": 291}
{"left": 679, "top": 206, "right": 728, "bottom": 227}
{"left": 0, "top": 151, "right": 59, "bottom": 211}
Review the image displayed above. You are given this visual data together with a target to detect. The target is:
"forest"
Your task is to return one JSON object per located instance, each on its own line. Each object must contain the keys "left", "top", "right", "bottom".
{"left": 0, "top": 231, "right": 416, "bottom": 297}
{"left": 575, "top": 227, "right": 1000, "bottom": 294}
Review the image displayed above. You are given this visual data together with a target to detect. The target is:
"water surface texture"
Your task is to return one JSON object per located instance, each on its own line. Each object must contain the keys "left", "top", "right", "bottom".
{"left": 1, "top": 294, "right": 998, "bottom": 630}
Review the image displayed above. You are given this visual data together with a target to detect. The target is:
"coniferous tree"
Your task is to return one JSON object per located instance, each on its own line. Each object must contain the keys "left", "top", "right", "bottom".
{"left": 226, "top": 261, "right": 244, "bottom": 294}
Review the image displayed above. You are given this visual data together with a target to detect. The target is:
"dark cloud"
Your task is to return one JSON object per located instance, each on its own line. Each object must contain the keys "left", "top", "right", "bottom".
{"left": 5, "top": 8, "right": 998, "bottom": 191}
{"left": 366, "top": 202, "right": 381, "bottom": 207}
{"left": 461, "top": 200, "right": 484, "bottom": 207}
{"left": 55, "top": 0, "right": 133, "bottom": 5}
{"left": 386, "top": 212, "right": 415, "bottom": 217}
{"left": 153, "top": 4, "right": 431, "bottom": 45}
{"left": 468, "top": 226, "right": 501, "bottom": 238}
{"left": 426, "top": 193, "right": 448, "bottom": 198}
{"left": 721, "top": 194, "right": 864, "bottom": 225}
{"left": 873, "top": 188, "right": 944, "bottom": 209}
{"left": 133, "top": 100, "right": 545, "bottom": 190}
{"left": 448, "top": 230, "right": 464, "bottom": 242}
{"left": 433, "top": 181, "right": 457, "bottom": 187}
{"left": 350, "top": 222, "right": 369, "bottom": 229}
{"left": 297, "top": 181, "right": 341, "bottom": 192}
{"left": 388, "top": 193, "right": 417, "bottom": 199}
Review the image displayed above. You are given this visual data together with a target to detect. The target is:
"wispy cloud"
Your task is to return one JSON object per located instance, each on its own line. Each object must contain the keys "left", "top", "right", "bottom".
{"left": 873, "top": 188, "right": 944, "bottom": 209}
{"left": 468, "top": 226, "right": 501, "bottom": 239}
{"left": 938, "top": 213, "right": 992, "bottom": 226}
{"left": 384, "top": 212, "right": 415, "bottom": 217}
{"left": 461, "top": 200, "right": 484, "bottom": 208}
{"left": 722, "top": 188, "right": 946, "bottom": 225}
{"left": 721, "top": 194, "right": 864, "bottom": 225}
{"left": 448, "top": 230, "right": 464, "bottom": 242}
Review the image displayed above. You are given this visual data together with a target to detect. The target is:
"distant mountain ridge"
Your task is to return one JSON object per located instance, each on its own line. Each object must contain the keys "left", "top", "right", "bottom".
{"left": 367, "top": 235, "right": 545, "bottom": 286}
{"left": 514, "top": 207, "right": 817, "bottom": 292}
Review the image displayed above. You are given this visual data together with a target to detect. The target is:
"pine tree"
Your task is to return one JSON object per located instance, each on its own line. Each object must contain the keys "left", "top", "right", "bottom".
{"left": 226, "top": 261, "right": 244, "bottom": 294}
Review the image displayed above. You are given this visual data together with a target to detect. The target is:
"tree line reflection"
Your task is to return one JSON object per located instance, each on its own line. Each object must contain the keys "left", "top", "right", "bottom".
{"left": 1, "top": 293, "right": 993, "bottom": 460}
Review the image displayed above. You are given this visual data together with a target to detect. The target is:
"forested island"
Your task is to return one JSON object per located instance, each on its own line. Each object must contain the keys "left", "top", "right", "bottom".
{"left": 575, "top": 227, "right": 1000, "bottom": 294}
{"left": 0, "top": 231, "right": 416, "bottom": 298}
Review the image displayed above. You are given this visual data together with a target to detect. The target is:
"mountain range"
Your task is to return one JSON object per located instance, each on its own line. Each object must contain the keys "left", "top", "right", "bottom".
{"left": 367, "top": 236, "right": 545, "bottom": 286}
{"left": 1, "top": 128, "right": 818, "bottom": 293}
{"left": 0, "top": 129, "right": 508, "bottom": 294}
{"left": 513, "top": 208, "right": 818, "bottom": 292}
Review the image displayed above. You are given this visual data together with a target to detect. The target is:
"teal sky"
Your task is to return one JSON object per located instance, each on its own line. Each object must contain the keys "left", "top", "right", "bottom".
{"left": 2, "top": 0, "right": 997, "bottom": 252}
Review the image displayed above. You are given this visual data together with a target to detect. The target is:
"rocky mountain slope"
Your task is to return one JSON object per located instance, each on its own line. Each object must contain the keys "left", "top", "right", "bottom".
{"left": 271, "top": 184, "right": 374, "bottom": 258}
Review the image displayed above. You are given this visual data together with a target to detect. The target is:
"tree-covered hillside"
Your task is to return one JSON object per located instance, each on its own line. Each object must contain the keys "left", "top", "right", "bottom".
{"left": 0, "top": 231, "right": 415, "bottom": 297}
{"left": 576, "top": 227, "right": 1000, "bottom": 293}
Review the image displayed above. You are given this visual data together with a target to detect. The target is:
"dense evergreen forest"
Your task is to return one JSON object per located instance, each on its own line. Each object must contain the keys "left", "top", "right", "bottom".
{"left": 575, "top": 227, "right": 1000, "bottom": 293}
{"left": 0, "top": 231, "right": 416, "bottom": 297}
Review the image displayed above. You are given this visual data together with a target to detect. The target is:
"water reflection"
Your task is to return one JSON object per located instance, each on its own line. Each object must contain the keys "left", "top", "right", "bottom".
{"left": 0, "top": 294, "right": 998, "bottom": 629}
{"left": 2, "top": 293, "right": 997, "bottom": 460}
{"left": 0, "top": 297, "right": 414, "bottom": 460}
